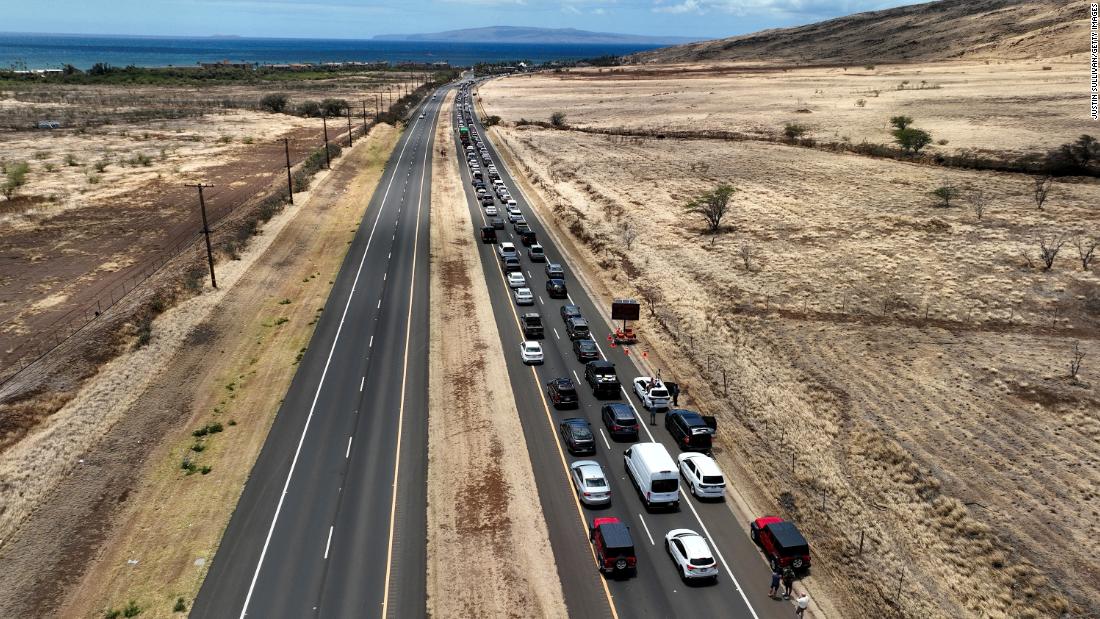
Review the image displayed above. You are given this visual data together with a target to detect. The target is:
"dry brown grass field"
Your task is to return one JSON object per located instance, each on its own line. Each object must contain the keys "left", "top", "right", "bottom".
{"left": 0, "top": 73, "right": 421, "bottom": 448}
{"left": 479, "top": 59, "right": 1099, "bottom": 618}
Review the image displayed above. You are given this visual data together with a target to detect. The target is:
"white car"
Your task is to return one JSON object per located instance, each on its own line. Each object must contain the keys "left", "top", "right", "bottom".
{"left": 677, "top": 453, "right": 726, "bottom": 499}
{"left": 419, "top": 112, "right": 426, "bottom": 118}
{"left": 633, "top": 377, "right": 671, "bottom": 411}
{"left": 507, "top": 271, "right": 526, "bottom": 289}
{"left": 520, "top": 340, "right": 543, "bottom": 365}
{"left": 569, "top": 460, "right": 611, "bottom": 506}
{"left": 485, "top": 205, "right": 498, "bottom": 216}
{"left": 514, "top": 287, "right": 534, "bottom": 306}
{"left": 665, "top": 529, "right": 719, "bottom": 582}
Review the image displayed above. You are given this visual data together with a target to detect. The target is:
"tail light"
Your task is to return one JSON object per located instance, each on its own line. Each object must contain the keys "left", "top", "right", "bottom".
{"left": 583, "top": 492, "right": 590, "bottom": 497}
{"left": 683, "top": 437, "right": 690, "bottom": 446}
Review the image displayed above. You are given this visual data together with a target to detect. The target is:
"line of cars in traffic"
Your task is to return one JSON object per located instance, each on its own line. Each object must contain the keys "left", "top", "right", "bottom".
{"left": 453, "top": 83, "right": 812, "bottom": 585}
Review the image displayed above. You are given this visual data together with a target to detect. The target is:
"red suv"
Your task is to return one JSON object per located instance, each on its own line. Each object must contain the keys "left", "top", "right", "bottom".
{"left": 590, "top": 517, "right": 636, "bottom": 578}
{"left": 750, "top": 516, "right": 811, "bottom": 573}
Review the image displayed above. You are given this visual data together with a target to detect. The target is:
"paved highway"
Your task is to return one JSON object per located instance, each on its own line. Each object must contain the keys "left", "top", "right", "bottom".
{"left": 193, "top": 88, "right": 443, "bottom": 618}
{"left": 454, "top": 84, "right": 792, "bottom": 619}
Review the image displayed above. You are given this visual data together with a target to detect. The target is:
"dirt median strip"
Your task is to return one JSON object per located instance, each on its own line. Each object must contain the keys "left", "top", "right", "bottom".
{"left": 425, "top": 90, "right": 567, "bottom": 618}
{"left": 0, "top": 123, "right": 400, "bottom": 618}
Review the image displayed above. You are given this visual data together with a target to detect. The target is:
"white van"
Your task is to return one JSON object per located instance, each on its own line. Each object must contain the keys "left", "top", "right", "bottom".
{"left": 624, "top": 442, "right": 680, "bottom": 510}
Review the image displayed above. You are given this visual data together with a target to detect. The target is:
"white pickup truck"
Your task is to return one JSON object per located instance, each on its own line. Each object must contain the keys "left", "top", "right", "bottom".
{"left": 633, "top": 377, "right": 671, "bottom": 411}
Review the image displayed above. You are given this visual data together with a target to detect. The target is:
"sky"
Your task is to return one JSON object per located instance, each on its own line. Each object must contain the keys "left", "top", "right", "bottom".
{"left": 3, "top": 0, "right": 922, "bottom": 40}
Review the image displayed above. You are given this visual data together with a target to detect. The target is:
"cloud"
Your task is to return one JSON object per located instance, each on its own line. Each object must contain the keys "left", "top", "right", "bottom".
{"left": 653, "top": 0, "right": 701, "bottom": 14}
{"left": 652, "top": 0, "right": 908, "bottom": 18}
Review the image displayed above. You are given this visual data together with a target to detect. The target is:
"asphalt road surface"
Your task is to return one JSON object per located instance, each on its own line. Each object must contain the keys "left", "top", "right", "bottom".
{"left": 454, "top": 83, "right": 794, "bottom": 619}
{"left": 193, "top": 89, "right": 443, "bottom": 618}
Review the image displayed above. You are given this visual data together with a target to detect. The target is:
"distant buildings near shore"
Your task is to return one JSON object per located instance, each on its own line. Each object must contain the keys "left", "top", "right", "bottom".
{"left": 9, "top": 59, "right": 453, "bottom": 76}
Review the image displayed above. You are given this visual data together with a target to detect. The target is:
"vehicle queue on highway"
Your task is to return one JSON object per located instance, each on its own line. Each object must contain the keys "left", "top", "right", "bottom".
{"left": 451, "top": 81, "right": 812, "bottom": 605}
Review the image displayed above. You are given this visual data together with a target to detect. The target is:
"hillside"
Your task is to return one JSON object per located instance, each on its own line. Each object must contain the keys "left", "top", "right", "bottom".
{"left": 374, "top": 26, "right": 698, "bottom": 46}
{"left": 629, "top": 0, "right": 1089, "bottom": 64}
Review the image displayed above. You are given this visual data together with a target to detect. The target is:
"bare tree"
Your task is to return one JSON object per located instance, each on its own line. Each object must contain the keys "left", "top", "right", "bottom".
{"left": 738, "top": 241, "right": 754, "bottom": 270}
{"left": 619, "top": 220, "right": 639, "bottom": 251}
{"left": 1069, "top": 341, "right": 1084, "bottom": 381}
{"left": 1033, "top": 175, "right": 1053, "bottom": 210}
{"left": 685, "top": 183, "right": 736, "bottom": 234}
{"left": 1074, "top": 236, "right": 1097, "bottom": 271}
{"left": 1038, "top": 234, "right": 1067, "bottom": 270}
{"left": 1018, "top": 243, "right": 1035, "bottom": 269}
{"left": 968, "top": 188, "right": 991, "bottom": 221}
{"left": 637, "top": 283, "right": 664, "bottom": 316}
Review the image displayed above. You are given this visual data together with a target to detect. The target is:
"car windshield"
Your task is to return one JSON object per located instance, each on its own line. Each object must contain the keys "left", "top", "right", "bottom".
{"left": 586, "top": 476, "right": 607, "bottom": 489}
{"left": 690, "top": 556, "right": 715, "bottom": 567}
{"left": 651, "top": 389, "right": 669, "bottom": 398}
{"left": 702, "top": 475, "right": 724, "bottom": 485}
{"left": 573, "top": 426, "right": 593, "bottom": 440}
{"left": 617, "top": 416, "right": 637, "bottom": 426}
{"left": 652, "top": 478, "right": 678, "bottom": 493}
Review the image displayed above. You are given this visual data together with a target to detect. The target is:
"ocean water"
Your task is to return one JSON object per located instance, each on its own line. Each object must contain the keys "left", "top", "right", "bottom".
{"left": 0, "top": 33, "right": 661, "bottom": 70}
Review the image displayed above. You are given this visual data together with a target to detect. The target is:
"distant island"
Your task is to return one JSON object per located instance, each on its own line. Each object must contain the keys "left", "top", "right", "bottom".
{"left": 373, "top": 26, "right": 699, "bottom": 46}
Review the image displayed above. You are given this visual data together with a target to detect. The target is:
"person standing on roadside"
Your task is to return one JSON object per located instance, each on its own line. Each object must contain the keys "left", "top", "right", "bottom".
{"left": 768, "top": 568, "right": 781, "bottom": 598}
{"left": 782, "top": 568, "right": 795, "bottom": 599}
{"left": 795, "top": 593, "right": 810, "bottom": 617}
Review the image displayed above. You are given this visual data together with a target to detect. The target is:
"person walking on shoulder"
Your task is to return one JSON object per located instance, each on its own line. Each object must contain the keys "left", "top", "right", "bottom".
{"left": 782, "top": 568, "right": 795, "bottom": 599}
{"left": 795, "top": 593, "right": 809, "bottom": 617}
{"left": 768, "top": 568, "right": 781, "bottom": 598}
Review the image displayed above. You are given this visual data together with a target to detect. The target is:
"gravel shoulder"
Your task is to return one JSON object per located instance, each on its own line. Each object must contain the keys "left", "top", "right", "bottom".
{"left": 425, "top": 90, "right": 567, "bottom": 619}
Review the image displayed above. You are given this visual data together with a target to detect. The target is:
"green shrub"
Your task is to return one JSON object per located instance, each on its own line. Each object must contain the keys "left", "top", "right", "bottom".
{"left": 259, "top": 93, "right": 289, "bottom": 113}
{"left": 783, "top": 123, "right": 809, "bottom": 140}
{"left": 2, "top": 161, "right": 29, "bottom": 200}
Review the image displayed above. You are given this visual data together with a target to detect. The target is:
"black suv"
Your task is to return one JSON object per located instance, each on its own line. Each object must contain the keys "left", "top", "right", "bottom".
{"left": 573, "top": 338, "right": 599, "bottom": 362}
{"left": 566, "top": 317, "right": 591, "bottom": 340}
{"left": 665, "top": 409, "right": 717, "bottom": 452}
{"left": 560, "top": 304, "right": 582, "bottom": 324}
{"left": 559, "top": 418, "right": 595, "bottom": 454}
{"left": 546, "top": 377, "right": 579, "bottom": 409}
{"left": 521, "top": 313, "right": 543, "bottom": 339}
{"left": 546, "top": 278, "right": 568, "bottom": 299}
{"left": 601, "top": 403, "right": 638, "bottom": 440}
{"left": 585, "top": 360, "right": 620, "bottom": 398}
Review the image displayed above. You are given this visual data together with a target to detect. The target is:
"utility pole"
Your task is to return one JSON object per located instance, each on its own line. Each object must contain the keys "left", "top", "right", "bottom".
{"left": 375, "top": 93, "right": 381, "bottom": 117}
{"left": 346, "top": 106, "right": 353, "bottom": 147}
{"left": 361, "top": 99, "right": 368, "bottom": 132}
{"left": 282, "top": 137, "right": 293, "bottom": 204}
{"left": 322, "top": 114, "right": 331, "bottom": 169}
{"left": 186, "top": 183, "right": 217, "bottom": 289}
{"left": 387, "top": 86, "right": 392, "bottom": 108}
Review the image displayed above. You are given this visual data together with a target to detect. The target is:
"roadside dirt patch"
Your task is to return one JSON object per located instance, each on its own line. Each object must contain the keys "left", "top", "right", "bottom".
{"left": 0, "top": 123, "right": 399, "bottom": 618}
{"left": 425, "top": 91, "right": 567, "bottom": 619}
